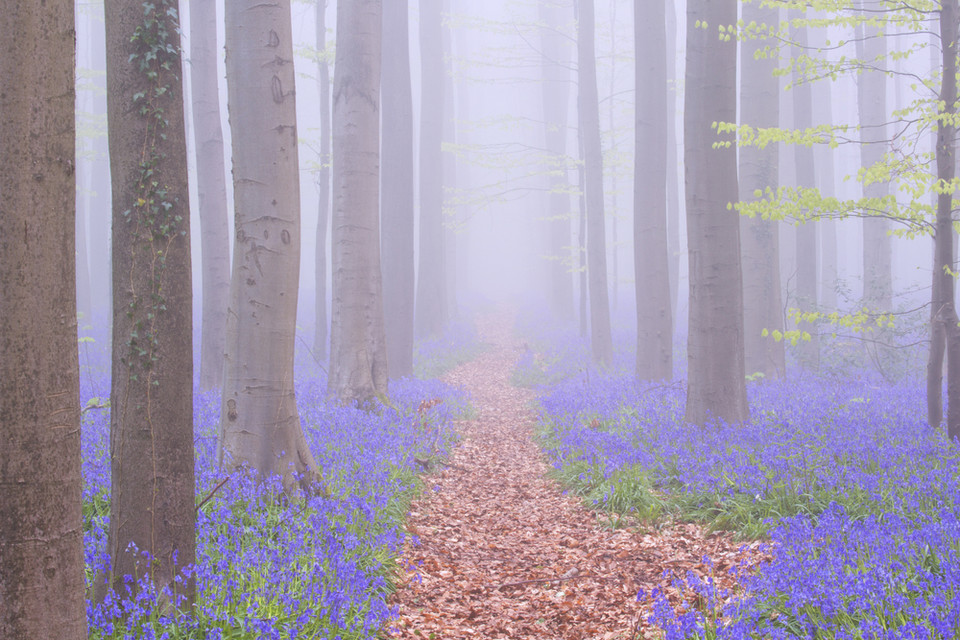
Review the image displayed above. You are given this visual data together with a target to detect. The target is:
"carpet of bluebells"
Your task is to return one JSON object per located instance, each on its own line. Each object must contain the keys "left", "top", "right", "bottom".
{"left": 523, "top": 320, "right": 960, "bottom": 639}
{"left": 77, "top": 320, "right": 474, "bottom": 639}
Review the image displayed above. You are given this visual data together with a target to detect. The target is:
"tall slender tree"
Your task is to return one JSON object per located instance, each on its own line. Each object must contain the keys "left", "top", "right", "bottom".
{"left": 684, "top": 0, "right": 748, "bottom": 424}
{"left": 540, "top": 0, "right": 575, "bottom": 321}
{"left": 416, "top": 0, "right": 448, "bottom": 339}
{"left": 855, "top": 0, "right": 892, "bottom": 311}
{"left": 220, "top": 0, "right": 320, "bottom": 490}
{"left": 577, "top": 0, "right": 614, "bottom": 366}
{"left": 739, "top": 1, "right": 785, "bottom": 380}
{"left": 190, "top": 0, "right": 231, "bottom": 390}
{"left": 104, "top": 0, "right": 196, "bottom": 598}
{"left": 328, "top": 0, "right": 389, "bottom": 404}
{"left": 927, "top": 0, "right": 960, "bottom": 438}
{"left": 0, "top": 1, "right": 86, "bottom": 635}
{"left": 634, "top": 0, "right": 673, "bottom": 381}
{"left": 791, "top": 18, "right": 820, "bottom": 370}
{"left": 382, "top": 0, "right": 416, "bottom": 378}
{"left": 314, "top": 0, "right": 332, "bottom": 361}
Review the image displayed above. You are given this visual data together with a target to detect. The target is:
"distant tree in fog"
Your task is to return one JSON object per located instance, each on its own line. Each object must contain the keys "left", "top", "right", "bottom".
{"left": 0, "top": 1, "right": 86, "bottom": 634}
{"left": 104, "top": 0, "right": 196, "bottom": 600}
{"left": 633, "top": 0, "right": 673, "bottom": 381}
{"left": 416, "top": 0, "right": 448, "bottom": 339}
{"left": 314, "top": 0, "right": 331, "bottom": 362}
{"left": 382, "top": 0, "right": 416, "bottom": 378}
{"left": 684, "top": 0, "right": 749, "bottom": 425}
{"left": 739, "top": 1, "right": 785, "bottom": 380}
{"left": 189, "top": 0, "right": 231, "bottom": 391}
{"left": 539, "top": 0, "right": 575, "bottom": 321}
{"left": 577, "top": 0, "right": 614, "bottom": 367}
{"left": 219, "top": 0, "right": 320, "bottom": 490}
{"left": 854, "top": 0, "right": 892, "bottom": 312}
{"left": 328, "top": 0, "right": 389, "bottom": 405}
{"left": 790, "top": 17, "right": 821, "bottom": 371}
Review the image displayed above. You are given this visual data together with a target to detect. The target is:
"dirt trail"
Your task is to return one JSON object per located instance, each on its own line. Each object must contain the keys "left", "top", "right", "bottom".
{"left": 389, "top": 313, "right": 746, "bottom": 639}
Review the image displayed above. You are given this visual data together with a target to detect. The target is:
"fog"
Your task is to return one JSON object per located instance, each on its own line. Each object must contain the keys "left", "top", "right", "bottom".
{"left": 74, "top": 0, "right": 943, "bottom": 378}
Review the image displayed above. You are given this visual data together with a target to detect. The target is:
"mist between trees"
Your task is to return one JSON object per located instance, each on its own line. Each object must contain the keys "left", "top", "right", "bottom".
{"left": 5, "top": 0, "right": 960, "bottom": 637}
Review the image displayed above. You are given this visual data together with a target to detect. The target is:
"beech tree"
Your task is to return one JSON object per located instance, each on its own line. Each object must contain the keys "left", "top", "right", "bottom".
{"left": 416, "top": 0, "right": 448, "bottom": 339}
{"left": 0, "top": 1, "right": 86, "bottom": 635}
{"left": 577, "top": 0, "right": 614, "bottom": 366}
{"left": 739, "top": 2, "right": 785, "bottom": 380}
{"left": 328, "top": 0, "right": 389, "bottom": 405}
{"left": 382, "top": 0, "right": 416, "bottom": 378}
{"left": 189, "top": 0, "right": 231, "bottom": 390}
{"left": 634, "top": 0, "right": 673, "bottom": 381}
{"left": 314, "top": 0, "right": 331, "bottom": 361}
{"left": 540, "top": 0, "right": 575, "bottom": 321}
{"left": 220, "top": 0, "right": 321, "bottom": 489}
{"left": 927, "top": 0, "right": 960, "bottom": 438}
{"left": 684, "top": 0, "right": 749, "bottom": 425}
{"left": 104, "top": 0, "right": 196, "bottom": 598}
{"left": 854, "top": 0, "right": 893, "bottom": 311}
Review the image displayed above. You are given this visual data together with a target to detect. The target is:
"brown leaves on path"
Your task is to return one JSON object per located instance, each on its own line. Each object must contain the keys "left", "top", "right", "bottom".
{"left": 388, "top": 313, "right": 757, "bottom": 639}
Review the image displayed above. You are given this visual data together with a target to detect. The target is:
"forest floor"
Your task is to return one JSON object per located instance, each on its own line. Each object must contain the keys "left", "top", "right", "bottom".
{"left": 387, "top": 312, "right": 757, "bottom": 640}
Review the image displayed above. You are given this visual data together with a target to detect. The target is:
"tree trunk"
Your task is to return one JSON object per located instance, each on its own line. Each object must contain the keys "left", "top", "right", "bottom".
{"left": 792, "top": 20, "right": 820, "bottom": 371}
{"left": 855, "top": 0, "right": 892, "bottom": 311}
{"left": 416, "top": 0, "right": 447, "bottom": 339}
{"left": 104, "top": 0, "right": 196, "bottom": 600}
{"left": 381, "top": 0, "right": 415, "bottom": 378}
{"left": 328, "top": 0, "right": 389, "bottom": 404}
{"left": 739, "top": 1, "right": 785, "bottom": 380}
{"left": 0, "top": 2, "right": 86, "bottom": 636}
{"left": 811, "top": 14, "right": 838, "bottom": 313}
{"left": 684, "top": 0, "right": 748, "bottom": 425}
{"left": 665, "top": 0, "right": 681, "bottom": 320}
{"left": 314, "top": 0, "right": 331, "bottom": 361}
{"left": 578, "top": 0, "right": 614, "bottom": 367}
{"left": 540, "top": 0, "right": 575, "bottom": 321}
{"left": 190, "top": 0, "right": 231, "bottom": 391}
{"left": 578, "top": 126, "right": 588, "bottom": 338}
{"left": 221, "top": 0, "right": 320, "bottom": 490}
{"left": 929, "top": 0, "right": 960, "bottom": 438}
{"left": 443, "top": 10, "right": 459, "bottom": 318}
{"left": 634, "top": 0, "right": 672, "bottom": 381}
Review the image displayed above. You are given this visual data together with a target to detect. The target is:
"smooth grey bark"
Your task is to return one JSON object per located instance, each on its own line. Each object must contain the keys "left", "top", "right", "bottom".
{"left": 328, "top": 0, "right": 389, "bottom": 404}
{"left": 221, "top": 0, "right": 320, "bottom": 490}
{"left": 540, "top": 0, "right": 575, "bottom": 321}
{"left": 314, "top": 0, "right": 331, "bottom": 361}
{"left": 666, "top": 0, "right": 681, "bottom": 319}
{"left": 634, "top": 0, "right": 673, "bottom": 381}
{"left": 810, "top": 18, "right": 839, "bottom": 313}
{"left": 381, "top": 0, "right": 415, "bottom": 378}
{"left": 855, "top": 0, "right": 892, "bottom": 310}
{"left": 684, "top": 0, "right": 748, "bottom": 425}
{"left": 738, "top": 1, "right": 785, "bottom": 380}
{"left": 927, "top": 0, "right": 960, "bottom": 438}
{"left": 104, "top": 0, "right": 195, "bottom": 600}
{"left": 0, "top": 2, "right": 86, "bottom": 636}
{"left": 190, "top": 0, "right": 231, "bottom": 391}
{"left": 578, "top": 126, "right": 588, "bottom": 338}
{"left": 80, "top": 3, "right": 113, "bottom": 318}
{"left": 443, "top": 13, "right": 459, "bottom": 318}
{"left": 792, "top": 22, "right": 820, "bottom": 370}
{"left": 578, "top": 0, "right": 614, "bottom": 367}
{"left": 416, "top": 0, "right": 447, "bottom": 339}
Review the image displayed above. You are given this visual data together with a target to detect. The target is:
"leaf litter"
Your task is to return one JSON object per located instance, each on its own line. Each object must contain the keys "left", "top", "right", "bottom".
{"left": 388, "top": 313, "right": 765, "bottom": 639}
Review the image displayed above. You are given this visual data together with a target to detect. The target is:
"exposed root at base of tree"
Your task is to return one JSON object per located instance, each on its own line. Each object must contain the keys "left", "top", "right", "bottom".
{"left": 388, "top": 313, "right": 764, "bottom": 639}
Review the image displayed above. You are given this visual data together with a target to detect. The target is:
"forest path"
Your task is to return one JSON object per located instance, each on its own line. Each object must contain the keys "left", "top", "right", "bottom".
{"left": 388, "top": 312, "right": 746, "bottom": 640}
